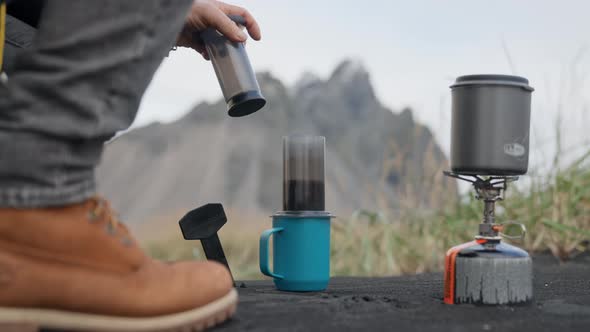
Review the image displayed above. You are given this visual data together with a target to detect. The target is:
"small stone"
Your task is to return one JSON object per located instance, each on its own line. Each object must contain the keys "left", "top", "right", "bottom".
{"left": 362, "top": 296, "right": 372, "bottom": 302}
{"left": 482, "top": 323, "right": 492, "bottom": 331}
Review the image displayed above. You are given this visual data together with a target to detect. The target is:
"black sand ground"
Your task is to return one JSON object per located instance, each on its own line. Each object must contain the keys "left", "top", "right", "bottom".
{"left": 217, "top": 254, "right": 590, "bottom": 331}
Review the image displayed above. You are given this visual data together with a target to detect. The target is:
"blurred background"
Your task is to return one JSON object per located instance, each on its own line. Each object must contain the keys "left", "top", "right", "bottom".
{"left": 97, "top": 0, "right": 590, "bottom": 278}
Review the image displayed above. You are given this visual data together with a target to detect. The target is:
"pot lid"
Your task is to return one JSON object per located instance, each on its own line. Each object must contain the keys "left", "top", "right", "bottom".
{"left": 451, "top": 74, "right": 534, "bottom": 91}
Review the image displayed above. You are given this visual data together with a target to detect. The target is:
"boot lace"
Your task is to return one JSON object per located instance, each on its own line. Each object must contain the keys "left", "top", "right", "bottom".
{"left": 87, "top": 197, "right": 134, "bottom": 247}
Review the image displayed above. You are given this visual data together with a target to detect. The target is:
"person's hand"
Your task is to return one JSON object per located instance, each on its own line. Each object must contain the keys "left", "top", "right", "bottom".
{"left": 176, "top": 0, "right": 261, "bottom": 60}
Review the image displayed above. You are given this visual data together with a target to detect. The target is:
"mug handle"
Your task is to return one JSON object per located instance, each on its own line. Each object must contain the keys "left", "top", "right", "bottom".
{"left": 259, "top": 227, "right": 284, "bottom": 279}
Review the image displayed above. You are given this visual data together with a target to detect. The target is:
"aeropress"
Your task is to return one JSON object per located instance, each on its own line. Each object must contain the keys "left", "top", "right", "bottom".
{"left": 259, "top": 136, "right": 333, "bottom": 291}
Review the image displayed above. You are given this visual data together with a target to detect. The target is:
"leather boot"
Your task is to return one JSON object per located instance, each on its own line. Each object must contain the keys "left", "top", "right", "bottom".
{"left": 0, "top": 197, "right": 236, "bottom": 331}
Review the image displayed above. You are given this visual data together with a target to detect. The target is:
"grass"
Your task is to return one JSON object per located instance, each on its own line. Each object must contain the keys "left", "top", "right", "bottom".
{"left": 510, "top": 150, "right": 590, "bottom": 260}
{"left": 145, "top": 149, "right": 590, "bottom": 280}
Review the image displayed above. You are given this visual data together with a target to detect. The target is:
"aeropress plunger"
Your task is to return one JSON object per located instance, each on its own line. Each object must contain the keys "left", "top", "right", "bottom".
{"left": 443, "top": 75, "right": 534, "bottom": 305}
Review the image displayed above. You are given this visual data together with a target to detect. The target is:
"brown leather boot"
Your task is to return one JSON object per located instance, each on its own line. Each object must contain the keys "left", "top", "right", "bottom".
{"left": 0, "top": 197, "right": 236, "bottom": 331}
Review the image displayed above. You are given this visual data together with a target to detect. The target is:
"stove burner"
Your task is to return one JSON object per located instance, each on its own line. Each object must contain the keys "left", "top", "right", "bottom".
{"left": 443, "top": 171, "right": 525, "bottom": 242}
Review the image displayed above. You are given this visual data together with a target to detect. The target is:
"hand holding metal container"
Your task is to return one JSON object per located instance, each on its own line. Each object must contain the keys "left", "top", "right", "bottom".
{"left": 200, "top": 15, "right": 266, "bottom": 117}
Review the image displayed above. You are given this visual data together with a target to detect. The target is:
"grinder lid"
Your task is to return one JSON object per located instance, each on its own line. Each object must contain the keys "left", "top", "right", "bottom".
{"left": 451, "top": 74, "right": 534, "bottom": 91}
{"left": 227, "top": 90, "right": 266, "bottom": 117}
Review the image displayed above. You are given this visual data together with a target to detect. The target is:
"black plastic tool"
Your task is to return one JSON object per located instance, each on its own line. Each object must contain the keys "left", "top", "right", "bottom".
{"left": 178, "top": 203, "right": 235, "bottom": 285}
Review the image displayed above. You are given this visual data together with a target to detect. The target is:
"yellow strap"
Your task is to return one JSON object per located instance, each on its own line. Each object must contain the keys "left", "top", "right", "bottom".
{"left": 0, "top": 1, "right": 6, "bottom": 70}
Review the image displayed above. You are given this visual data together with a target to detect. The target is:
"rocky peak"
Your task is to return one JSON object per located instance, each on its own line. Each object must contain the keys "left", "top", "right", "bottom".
{"left": 294, "top": 71, "right": 322, "bottom": 92}
{"left": 329, "top": 59, "right": 370, "bottom": 83}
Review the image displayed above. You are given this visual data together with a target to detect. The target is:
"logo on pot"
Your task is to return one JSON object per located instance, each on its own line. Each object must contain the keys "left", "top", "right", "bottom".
{"left": 504, "top": 143, "right": 526, "bottom": 157}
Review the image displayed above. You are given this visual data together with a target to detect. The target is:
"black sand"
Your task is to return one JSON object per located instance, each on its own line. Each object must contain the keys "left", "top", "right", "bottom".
{"left": 217, "top": 254, "right": 590, "bottom": 331}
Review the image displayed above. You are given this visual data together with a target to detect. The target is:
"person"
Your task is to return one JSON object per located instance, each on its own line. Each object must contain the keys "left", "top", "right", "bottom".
{"left": 0, "top": 0, "right": 261, "bottom": 331}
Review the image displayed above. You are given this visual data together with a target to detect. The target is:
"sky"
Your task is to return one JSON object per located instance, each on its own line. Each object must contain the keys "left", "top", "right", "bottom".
{"left": 136, "top": 0, "right": 590, "bottom": 173}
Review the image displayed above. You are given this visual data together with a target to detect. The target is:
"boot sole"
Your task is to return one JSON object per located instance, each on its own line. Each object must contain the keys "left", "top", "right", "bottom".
{"left": 0, "top": 288, "right": 237, "bottom": 332}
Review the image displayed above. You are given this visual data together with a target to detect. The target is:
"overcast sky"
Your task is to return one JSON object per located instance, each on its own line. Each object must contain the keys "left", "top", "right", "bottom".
{"left": 136, "top": 0, "right": 590, "bottom": 171}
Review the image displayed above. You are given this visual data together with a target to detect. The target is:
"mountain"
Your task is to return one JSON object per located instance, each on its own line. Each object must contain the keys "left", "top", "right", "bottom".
{"left": 96, "top": 60, "right": 457, "bottom": 225}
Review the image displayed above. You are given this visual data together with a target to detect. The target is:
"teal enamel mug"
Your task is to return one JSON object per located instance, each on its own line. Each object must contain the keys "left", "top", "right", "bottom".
{"left": 259, "top": 212, "right": 331, "bottom": 291}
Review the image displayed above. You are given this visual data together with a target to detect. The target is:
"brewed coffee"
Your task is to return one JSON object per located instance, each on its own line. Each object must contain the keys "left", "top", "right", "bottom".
{"left": 282, "top": 136, "right": 326, "bottom": 212}
{"left": 283, "top": 180, "right": 325, "bottom": 211}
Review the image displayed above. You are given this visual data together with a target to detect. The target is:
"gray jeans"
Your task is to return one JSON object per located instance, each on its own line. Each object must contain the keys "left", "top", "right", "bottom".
{"left": 0, "top": 0, "right": 191, "bottom": 207}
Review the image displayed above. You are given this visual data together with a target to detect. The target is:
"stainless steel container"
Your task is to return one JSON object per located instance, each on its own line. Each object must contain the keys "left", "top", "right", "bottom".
{"left": 450, "top": 74, "right": 534, "bottom": 175}
{"left": 200, "top": 15, "right": 266, "bottom": 117}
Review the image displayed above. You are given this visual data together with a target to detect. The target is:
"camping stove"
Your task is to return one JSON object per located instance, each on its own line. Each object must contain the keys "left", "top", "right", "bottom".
{"left": 442, "top": 172, "right": 533, "bottom": 305}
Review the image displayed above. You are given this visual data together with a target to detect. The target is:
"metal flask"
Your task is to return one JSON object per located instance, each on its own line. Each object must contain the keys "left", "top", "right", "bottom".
{"left": 200, "top": 15, "right": 266, "bottom": 117}
{"left": 450, "top": 74, "right": 534, "bottom": 175}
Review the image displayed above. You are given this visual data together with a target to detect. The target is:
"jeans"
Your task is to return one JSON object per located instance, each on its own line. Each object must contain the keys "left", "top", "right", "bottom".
{"left": 0, "top": 0, "right": 191, "bottom": 207}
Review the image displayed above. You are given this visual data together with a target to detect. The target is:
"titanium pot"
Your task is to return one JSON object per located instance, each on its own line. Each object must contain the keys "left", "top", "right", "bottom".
{"left": 450, "top": 74, "right": 534, "bottom": 175}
